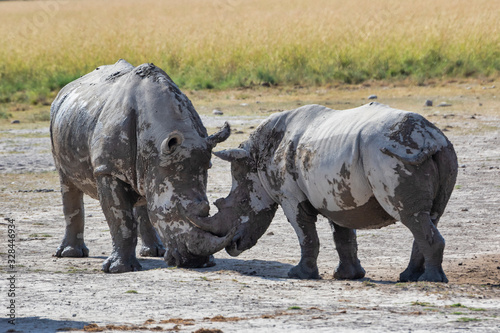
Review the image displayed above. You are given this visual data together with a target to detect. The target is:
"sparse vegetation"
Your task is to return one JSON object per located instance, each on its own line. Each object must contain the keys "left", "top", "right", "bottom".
{"left": 456, "top": 317, "right": 481, "bottom": 322}
{"left": 0, "top": 0, "right": 498, "bottom": 103}
{"left": 411, "top": 301, "right": 433, "bottom": 307}
{"left": 288, "top": 306, "right": 302, "bottom": 310}
{"left": 450, "top": 303, "right": 467, "bottom": 308}
{"left": 125, "top": 290, "right": 138, "bottom": 294}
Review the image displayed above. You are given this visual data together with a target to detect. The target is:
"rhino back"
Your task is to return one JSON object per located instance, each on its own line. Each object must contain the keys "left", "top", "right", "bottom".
{"left": 50, "top": 60, "right": 207, "bottom": 198}
{"left": 255, "top": 103, "right": 451, "bottom": 217}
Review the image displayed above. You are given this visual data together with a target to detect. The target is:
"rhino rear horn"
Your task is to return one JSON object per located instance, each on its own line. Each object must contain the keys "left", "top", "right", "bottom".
{"left": 207, "top": 122, "right": 231, "bottom": 148}
{"left": 214, "top": 148, "right": 249, "bottom": 161}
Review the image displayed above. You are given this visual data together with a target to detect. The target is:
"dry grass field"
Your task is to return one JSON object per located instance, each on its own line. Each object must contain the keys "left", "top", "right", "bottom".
{"left": 0, "top": 0, "right": 499, "bottom": 105}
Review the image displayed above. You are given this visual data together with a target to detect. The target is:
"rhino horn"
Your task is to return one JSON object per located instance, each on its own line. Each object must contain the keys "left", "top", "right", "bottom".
{"left": 187, "top": 225, "right": 238, "bottom": 257}
{"left": 184, "top": 210, "right": 234, "bottom": 237}
{"left": 207, "top": 122, "right": 231, "bottom": 148}
{"left": 213, "top": 148, "right": 249, "bottom": 161}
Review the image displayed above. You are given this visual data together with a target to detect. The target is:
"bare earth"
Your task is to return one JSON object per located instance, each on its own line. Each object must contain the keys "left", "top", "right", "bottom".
{"left": 0, "top": 82, "right": 499, "bottom": 332}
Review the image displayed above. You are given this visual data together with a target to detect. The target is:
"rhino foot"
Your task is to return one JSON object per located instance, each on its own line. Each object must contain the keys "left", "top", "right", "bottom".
{"left": 333, "top": 260, "right": 366, "bottom": 280}
{"left": 288, "top": 258, "right": 320, "bottom": 279}
{"left": 399, "top": 266, "right": 425, "bottom": 282}
{"left": 140, "top": 244, "right": 166, "bottom": 257}
{"left": 102, "top": 253, "right": 142, "bottom": 273}
{"left": 418, "top": 268, "right": 448, "bottom": 283}
{"left": 55, "top": 244, "right": 89, "bottom": 257}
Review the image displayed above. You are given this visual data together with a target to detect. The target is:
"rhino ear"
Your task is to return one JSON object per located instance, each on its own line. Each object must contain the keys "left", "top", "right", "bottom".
{"left": 161, "top": 131, "right": 184, "bottom": 155}
{"left": 214, "top": 148, "right": 249, "bottom": 161}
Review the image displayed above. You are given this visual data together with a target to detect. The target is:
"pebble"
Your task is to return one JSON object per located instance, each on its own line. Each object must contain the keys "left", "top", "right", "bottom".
{"left": 424, "top": 100, "right": 433, "bottom": 107}
{"left": 11, "top": 120, "right": 20, "bottom": 124}
{"left": 437, "top": 102, "right": 452, "bottom": 107}
{"left": 212, "top": 109, "right": 223, "bottom": 115}
{"left": 368, "top": 95, "right": 377, "bottom": 100}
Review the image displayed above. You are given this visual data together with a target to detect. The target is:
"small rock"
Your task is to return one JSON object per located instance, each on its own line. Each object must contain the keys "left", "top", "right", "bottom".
{"left": 478, "top": 103, "right": 482, "bottom": 107}
{"left": 424, "top": 100, "right": 433, "bottom": 107}
{"left": 267, "top": 232, "right": 275, "bottom": 236}
{"left": 11, "top": 120, "right": 20, "bottom": 124}
{"left": 437, "top": 102, "right": 452, "bottom": 107}
{"left": 461, "top": 208, "right": 469, "bottom": 212}
{"left": 212, "top": 109, "right": 223, "bottom": 115}
{"left": 460, "top": 164, "right": 466, "bottom": 168}
{"left": 240, "top": 103, "right": 248, "bottom": 106}
{"left": 368, "top": 95, "right": 377, "bottom": 100}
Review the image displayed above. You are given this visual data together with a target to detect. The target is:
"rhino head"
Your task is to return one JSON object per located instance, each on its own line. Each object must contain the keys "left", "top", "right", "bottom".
{"left": 184, "top": 146, "right": 278, "bottom": 257}
{"left": 142, "top": 123, "right": 235, "bottom": 268}
{"left": 126, "top": 64, "right": 237, "bottom": 268}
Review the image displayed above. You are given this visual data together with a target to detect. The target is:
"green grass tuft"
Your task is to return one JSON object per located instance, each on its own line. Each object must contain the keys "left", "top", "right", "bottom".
{"left": 125, "top": 290, "right": 138, "bottom": 294}
{"left": 288, "top": 306, "right": 302, "bottom": 310}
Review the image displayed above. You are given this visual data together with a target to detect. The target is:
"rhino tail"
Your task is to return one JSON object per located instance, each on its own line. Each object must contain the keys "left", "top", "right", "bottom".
{"left": 429, "top": 143, "right": 458, "bottom": 223}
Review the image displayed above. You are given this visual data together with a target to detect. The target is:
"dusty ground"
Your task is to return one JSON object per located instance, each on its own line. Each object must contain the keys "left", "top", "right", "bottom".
{"left": 0, "top": 81, "right": 499, "bottom": 332}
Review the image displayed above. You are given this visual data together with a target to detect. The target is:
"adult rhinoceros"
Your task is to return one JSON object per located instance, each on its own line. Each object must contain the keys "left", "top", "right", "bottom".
{"left": 50, "top": 59, "right": 233, "bottom": 273}
{"left": 190, "top": 103, "right": 458, "bottom": 282}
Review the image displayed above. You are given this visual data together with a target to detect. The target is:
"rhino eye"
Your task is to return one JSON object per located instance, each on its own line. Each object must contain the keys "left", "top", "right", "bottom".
{"left": 240, "top": 198, "right": 248, "bottom": 204}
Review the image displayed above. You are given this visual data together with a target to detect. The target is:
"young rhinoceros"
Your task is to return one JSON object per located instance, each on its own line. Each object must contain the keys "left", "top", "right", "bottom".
{"left": 191, "top": 103, "right": 458, "bottom": 282}
{"left": 50, "top": 59, "right": 233, "bottom": 273}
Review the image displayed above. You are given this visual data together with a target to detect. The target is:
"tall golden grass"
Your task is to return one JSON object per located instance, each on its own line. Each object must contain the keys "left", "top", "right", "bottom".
{"left": 0, "top": 0, "right": 498, "bottom": 103}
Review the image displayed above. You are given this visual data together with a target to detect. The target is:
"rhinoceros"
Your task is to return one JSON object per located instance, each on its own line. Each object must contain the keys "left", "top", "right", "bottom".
{"left": 190, "top": 103, "right": 458, "bottom": 282}
{"left": 50, "top": 59, "right": 233, "bottom": 273}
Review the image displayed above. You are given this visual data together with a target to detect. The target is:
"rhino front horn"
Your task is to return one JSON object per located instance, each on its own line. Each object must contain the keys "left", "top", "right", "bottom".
{"left": 207, "top": 122, "right": 231, "bottom": 148}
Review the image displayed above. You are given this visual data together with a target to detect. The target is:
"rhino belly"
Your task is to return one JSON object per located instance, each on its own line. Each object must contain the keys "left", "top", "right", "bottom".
{"left": 318, "top": 196, "right": 396, "bottom": 229}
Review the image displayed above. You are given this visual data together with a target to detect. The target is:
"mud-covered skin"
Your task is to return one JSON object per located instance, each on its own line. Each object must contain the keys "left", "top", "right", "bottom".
{"left": 51, "top": 59, "right": 232, "bottom": 272}
{"left": 212, "top": 103, "right": 458, "bottom": 282}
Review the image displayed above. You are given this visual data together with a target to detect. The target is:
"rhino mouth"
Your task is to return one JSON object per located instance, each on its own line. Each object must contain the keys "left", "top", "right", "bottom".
{"left": 159, "top": 205, "right": 237, "bottom": 268}
{"left": 225, "top": 236, "right": 244, "bottom": 257}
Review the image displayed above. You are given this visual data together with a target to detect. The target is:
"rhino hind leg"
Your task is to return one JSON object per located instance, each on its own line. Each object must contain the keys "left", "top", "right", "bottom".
{"left": 134, "top": 205, "right": 166, "bottom": 257}
{"left": 399, "top": 239, "right": 425, "bottom": 282}
{"left": 284, "top": 200, "right": 320, "bottom": 279}
{"left": 399, "top": 211, "right": 447, "bottom": 282}
{"left": 55, "top": 176, "right": 89, "bottom": 257}
{"left": 329, "top": 222, "right": 366, "bottom": 280}
{"left": 97, "top": 176, "right": 141, "bottom": 273}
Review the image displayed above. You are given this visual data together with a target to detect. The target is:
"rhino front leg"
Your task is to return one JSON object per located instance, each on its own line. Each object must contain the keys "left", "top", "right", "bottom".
{"left": 55, "top": 176, "right": 89, "bottom": 257}
{"left": 400, "top": 211, "right": 447, "bottom": 282}
{"left": 329, "top": 221, "right": 366, "bottom": 280}
{"left": 96, "top": 176, "right": 141, "bottom": 273}
{"left": 134, "top": 205, "right": 166, "bottom": 257}
{"left": 283, "top": 200, "right": 320, "bottom": 279}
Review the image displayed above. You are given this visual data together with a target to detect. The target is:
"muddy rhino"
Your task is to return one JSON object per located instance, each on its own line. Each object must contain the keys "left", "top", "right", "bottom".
{"left": 50, "top": 59, "right": 233, "bottom": 272}
{"left": 191, "top": 103, "right": 458, "bottom": 282}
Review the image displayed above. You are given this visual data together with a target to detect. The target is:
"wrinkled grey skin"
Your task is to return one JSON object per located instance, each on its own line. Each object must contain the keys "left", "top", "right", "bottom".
{"left": 50, "top": 59, "right": 233, "bottom": 273}
{"left": 193, "top": 103, "right": 458, "bottom": 282}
